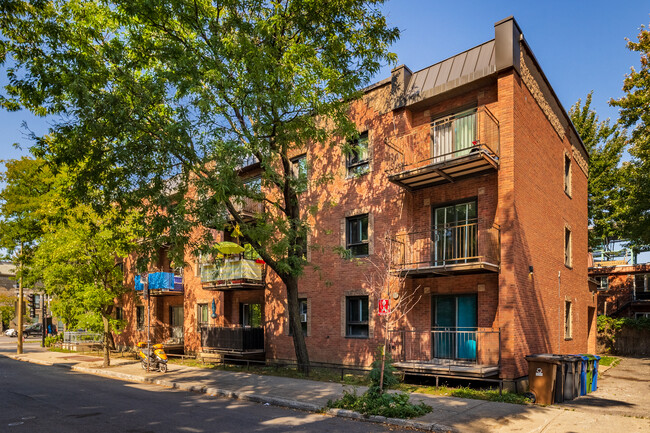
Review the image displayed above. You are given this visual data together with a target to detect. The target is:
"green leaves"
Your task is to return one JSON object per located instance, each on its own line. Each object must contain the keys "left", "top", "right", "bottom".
{"left": 609, "top": 23, "right": 650, "bottom": 249}
{"left": 569, "top": 92, "right": 626, "bottom": 247}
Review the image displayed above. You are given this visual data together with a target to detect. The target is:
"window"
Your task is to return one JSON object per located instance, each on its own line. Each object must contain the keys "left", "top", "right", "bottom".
{"left": 346, "top": 296, "right": 369, "bottom": 337}
{"left": 564, "top": 227, "right": 572, "bottom": 268}
{"left": 346, "top": 132, "right": 369, "bottom": 176}
{"left": 34, "top": 294, "right": 41, "bottom": 309}
{"left": 634, "top": 274, "right": 649, "bottom": 292}
{"left": 115, "top": 307, "right": 123, "bottom": 330}
{"left": 346, "top": 214, "right": 369, "bottom": 257}
{"left": 564, "top": 154, "right": 572, "bottom": 196}
{"left": 635, "top": 312, "right": 650, "bottom": 319}
{"left": 170, "top": 306, "right": 183, "bottom": 327}
{"left": 244, "top": 176, "right": 262, "bottom": 193}
{"left": 136, "top": 306, "right": 145, "bottom": 331}
{"left": 433, "top": 201, "right": 477, "bottom": 265}
{"left": 596, "top": 276, "right": 609, "bottom": 291}
{"left": 289, "top": 299, "right": 308, "bottom": 335}
{"left": 197, "top": 303, "right": 209, "bottom": 327}
{"left": 241, "top": 303, "right": 262, "bottom": 328}
{"left": 564, "top": 300, "right": 572, "bottom": 340}
{"left": 432, "top": 109, "right": 476, "bottom": 162}
{"left": 291, "top": 154, "right": 308, "bottom": 193}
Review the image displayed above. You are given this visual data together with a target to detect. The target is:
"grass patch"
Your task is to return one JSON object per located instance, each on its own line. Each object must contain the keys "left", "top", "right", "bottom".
{"left": 597, "top": 356, "right": 620, "bottom": 367}
{"left": 398, "top": 384, "right": 530, "bottom": 405}
{"left": 168, "top": 358, "right": 370, "bottom": 386}
{"left": 327, "top": 388, "right": 432, "bottom": 419}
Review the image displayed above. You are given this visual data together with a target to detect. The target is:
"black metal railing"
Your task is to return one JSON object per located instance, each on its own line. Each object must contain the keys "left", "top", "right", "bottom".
{"left": 388, "top": 327, "right": 501, "bottom": 367}
{"left": 200, "top": 326, "right": 264, "bottom": 352}
{"left": 634, "top": 291, "right": 650, "bottom": 301}
{"left": 392, "top": 220, "right": 500, "bottom": 269}
{"left": 386, "top": 107, "right": 500, "bottom": 175}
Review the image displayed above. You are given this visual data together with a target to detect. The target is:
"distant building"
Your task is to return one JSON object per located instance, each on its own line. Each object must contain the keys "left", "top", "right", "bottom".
{"left": 589, "top": 241, "right": 650, "bottom": 318}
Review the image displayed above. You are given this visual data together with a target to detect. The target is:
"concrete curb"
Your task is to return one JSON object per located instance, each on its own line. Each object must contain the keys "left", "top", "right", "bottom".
{"left": 5, "top": 354, "right": 453, "bottom": 432}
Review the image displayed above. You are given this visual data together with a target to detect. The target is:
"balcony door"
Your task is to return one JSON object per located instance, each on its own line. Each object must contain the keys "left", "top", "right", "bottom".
{"left": 433, "top": 201, "right": 477, "bottom": 266}
{"left": 170, "top": 306, "right": 184, "bottom": 342}
{"left": 431, "top": 109, "right": 477, "bottom": 163}
{"left": 432, "top": 294, "right": 477, "bottom": 361}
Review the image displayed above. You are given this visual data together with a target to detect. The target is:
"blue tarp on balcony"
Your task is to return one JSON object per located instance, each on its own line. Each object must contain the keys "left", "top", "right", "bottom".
{"left": 134, "top": 275, "right": 145, "bottom": 291}
{"left": 148, "top": 272, "right": 175, "bottom": 290}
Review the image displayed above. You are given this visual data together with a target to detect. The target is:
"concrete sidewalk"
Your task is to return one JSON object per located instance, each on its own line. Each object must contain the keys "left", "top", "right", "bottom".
{"left": 2, "top": 347, "right": 649, "bottom": 432}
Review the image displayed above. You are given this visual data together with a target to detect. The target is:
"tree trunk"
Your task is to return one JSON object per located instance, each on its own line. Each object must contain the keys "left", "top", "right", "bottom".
{"left": 102, "top": 315, "right": 111, "bottom": 368}
{"left": 284, "top": 274, "right": 310, "bottom": 374}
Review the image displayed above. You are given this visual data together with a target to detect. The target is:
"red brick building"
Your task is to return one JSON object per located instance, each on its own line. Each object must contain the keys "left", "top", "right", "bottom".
{"left": 114, "top": 17, "right": 595, "bottom": 386}
{"left": 590, "top": 258, "right": 650, "bottom": 318}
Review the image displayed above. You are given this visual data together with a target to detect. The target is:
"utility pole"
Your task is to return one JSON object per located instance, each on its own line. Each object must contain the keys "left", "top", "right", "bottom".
{"left": 17, "top": 243, "right": 24, "bottom": 355}
{"left": 41, "top": 293, "right": 47, "bottom": 348}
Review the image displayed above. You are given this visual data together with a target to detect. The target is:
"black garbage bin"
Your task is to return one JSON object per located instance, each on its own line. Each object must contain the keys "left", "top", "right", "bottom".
{"left": 560, "top": 355, "right": 582, "bottom": 401}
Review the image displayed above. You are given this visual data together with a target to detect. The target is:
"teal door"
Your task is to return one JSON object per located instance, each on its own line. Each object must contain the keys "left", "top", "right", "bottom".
{"left": 433, "top": 295, "right": 477, "bottom": 360}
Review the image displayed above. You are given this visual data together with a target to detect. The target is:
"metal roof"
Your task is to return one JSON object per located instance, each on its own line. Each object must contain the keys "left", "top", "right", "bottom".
{"left": 404, "top": 40, "right": 496, "bottom": 104}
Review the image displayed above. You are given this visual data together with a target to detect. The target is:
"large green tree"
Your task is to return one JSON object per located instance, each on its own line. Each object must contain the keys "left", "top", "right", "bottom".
{"left": 569, "top": 92, "right": 626, "bottom": 248}
{"left": 33, "top": 204, "right": 137, "bottom": 367}
{"left": 1, "top": 0, "right": 399, "bottom": 371}
{"left": 610, "top": 22, "right": 650, "bottom": 248}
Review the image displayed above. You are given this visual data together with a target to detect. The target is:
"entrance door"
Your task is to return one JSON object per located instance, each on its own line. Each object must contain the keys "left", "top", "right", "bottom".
{"left": 170, "top": 305, "right": 184, "bottom": 342}
{"left": 433, "top": 202, "right": 478, "bottom": 265}
{"left": 433, "top": 294, "right": 477, "bottom": 360}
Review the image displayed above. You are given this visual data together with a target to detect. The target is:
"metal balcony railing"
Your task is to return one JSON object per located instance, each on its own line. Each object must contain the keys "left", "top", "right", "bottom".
{"left": 231, "top": 196, "right": 264, "bottom": 219}
{"left": 200, "top": 326, "right": 264, "bottom": 352}
{"left": 386, "top": 107, "right": 499, "bottom": 188}
{"left": 388, "top": 327, "right": 501, "bottom": 367}
{"left": 200, "top": 257, "right": 265, "bottom": 289}
{"left": 391, "top": 220, "right": 500, "bottom": 273}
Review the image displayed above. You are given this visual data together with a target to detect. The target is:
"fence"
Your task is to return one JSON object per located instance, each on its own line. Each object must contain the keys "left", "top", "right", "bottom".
{"left": 63, "top": 331, "right": 103, "bottom": 344}
{"left": 388, "top": 327, "right": 501, "bottom": 367}
{"left": 200, "top": 326, "right": 264, "bottom": 352}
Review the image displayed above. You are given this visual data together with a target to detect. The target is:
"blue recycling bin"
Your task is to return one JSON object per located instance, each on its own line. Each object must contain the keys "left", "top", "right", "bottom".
{"left": 591, "top": 355, "right": 601, "bottom": 392}
{"left": 577, "top": 355, "right": 588, "bottom": 396}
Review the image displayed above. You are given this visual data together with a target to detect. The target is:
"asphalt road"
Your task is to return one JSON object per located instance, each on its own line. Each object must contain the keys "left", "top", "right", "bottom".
{"left": 0, "top": 354, "right": 409, "bottom": 433}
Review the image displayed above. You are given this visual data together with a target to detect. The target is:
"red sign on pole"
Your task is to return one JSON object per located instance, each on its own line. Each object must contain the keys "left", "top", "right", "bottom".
{"left": 378, "top": 299, "right": 391, "bottom": 315}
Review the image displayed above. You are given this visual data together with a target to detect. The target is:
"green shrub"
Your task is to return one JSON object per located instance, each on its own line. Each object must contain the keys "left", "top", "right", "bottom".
{"left": 368, "top": 347, "right": 399, "bottom": 391}
{"left": 327, "top": 388, "right": 432, "bottom": 419}
{"left": 598, "top": 315, "right": 650, "bottom": 354}
{"left": 44, "top": 334, "right": 63, "bottom": 347}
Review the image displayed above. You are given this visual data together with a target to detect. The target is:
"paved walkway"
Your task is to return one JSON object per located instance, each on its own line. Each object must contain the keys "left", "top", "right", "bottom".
{"left": 0, "top": 339, "right": 648, "bottom": 432}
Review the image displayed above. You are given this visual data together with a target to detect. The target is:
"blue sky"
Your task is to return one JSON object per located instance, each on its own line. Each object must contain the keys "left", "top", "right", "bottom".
{"left": 0, "top": 0, "right": 648, "bottom": 164}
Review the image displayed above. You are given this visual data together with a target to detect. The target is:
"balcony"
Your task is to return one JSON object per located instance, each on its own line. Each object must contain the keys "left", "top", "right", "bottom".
{"left": 200, "top": 326, "right": 264, "bottom": 353}
{"left": 389, "top": 327, "right": 501, "bottom": 378}
{"left": 135, "top": 272, "right": 184, "bottom": 296}
{"left": 230, "top": 196, "right": 264, "bottom": 221}
{"left": 634, "top": 291, "right": 650, "bottom": 301}
{"left": 201, "top": 257, "right": 265, "bottom": 291}
{"left": 387, "top": 107, "right": 499, "bottom": 190}
{"left": 392, "top": 220, "right": 500, "bottom": 276}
